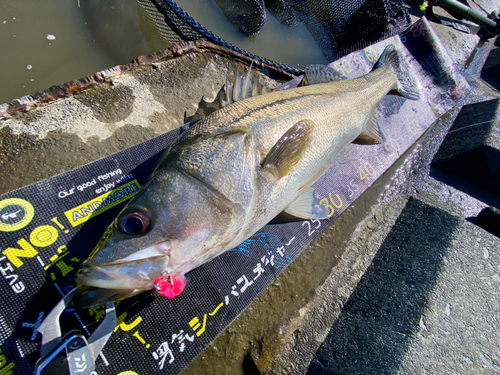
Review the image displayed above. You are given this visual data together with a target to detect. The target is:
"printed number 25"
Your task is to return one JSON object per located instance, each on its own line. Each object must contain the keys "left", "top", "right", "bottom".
{"left": 302, "top": 219, "right": 321, "bottom": 236}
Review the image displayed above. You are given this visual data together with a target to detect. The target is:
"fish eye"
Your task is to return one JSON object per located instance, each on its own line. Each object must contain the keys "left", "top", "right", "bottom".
{"left": 118, "top": 207, "right": 151, "bottom": 235}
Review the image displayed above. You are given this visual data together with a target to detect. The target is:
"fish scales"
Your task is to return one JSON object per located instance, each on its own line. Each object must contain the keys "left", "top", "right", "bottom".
{"left": 75, "top": 45, "right": 419, "bottom": 306}
{"left": 226, "top": 68, "right": 396, "bottom": 243}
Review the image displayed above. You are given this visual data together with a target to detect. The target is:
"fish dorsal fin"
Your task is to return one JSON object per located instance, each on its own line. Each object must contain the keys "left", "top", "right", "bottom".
{"left": 221, "top": 62, "right": 273, "bottom": 107}
{"left": 302, "top": 64, "right": 343, "bottom": 85}
{"left": 353, "top": 111, "right": 386, "bottom": 144}
{"left": 283, "top": 187, "right": 330, "bottom": 220}
{"left": 262, "top": 119, "right": 314, "bottom": 179}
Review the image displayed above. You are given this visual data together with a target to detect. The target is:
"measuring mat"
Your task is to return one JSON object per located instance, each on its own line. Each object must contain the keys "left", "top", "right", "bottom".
{"left": 0, "top": 19, "right": 470, "bottom": 375}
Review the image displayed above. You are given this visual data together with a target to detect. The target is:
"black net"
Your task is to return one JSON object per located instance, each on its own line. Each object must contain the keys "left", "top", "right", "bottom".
{"left": 138, "top": 0, "right": 411, "bottom": 74}
{"left": 214, "top": 0, "right": 267, "bottom": 35}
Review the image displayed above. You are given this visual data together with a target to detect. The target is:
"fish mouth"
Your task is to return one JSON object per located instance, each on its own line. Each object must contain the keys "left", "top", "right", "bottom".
{"left": 72, "top": 286, "right": 145, "bottom": 308}
{"left": 77, "top": 242, "right": 171, "bottom": 292}
{"left": 100, "top": 241, "right": 171, "bottom": 265}
{"left": 77, "top": 263, "right": 155, "bottom": 290}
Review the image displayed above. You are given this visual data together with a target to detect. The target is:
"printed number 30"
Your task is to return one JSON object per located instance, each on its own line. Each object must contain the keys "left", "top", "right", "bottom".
{"left": 319, "top": 193, "right": 343, "bottom": 218}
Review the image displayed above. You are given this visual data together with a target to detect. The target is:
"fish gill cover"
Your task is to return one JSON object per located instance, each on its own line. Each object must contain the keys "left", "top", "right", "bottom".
{"left": 0, "top": 17, "right": 472, "bottom": 374}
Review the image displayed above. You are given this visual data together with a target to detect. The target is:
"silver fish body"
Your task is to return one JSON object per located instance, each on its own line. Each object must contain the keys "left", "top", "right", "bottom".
{"left": 76, "top": 45, "right": 418, "bottom": 305}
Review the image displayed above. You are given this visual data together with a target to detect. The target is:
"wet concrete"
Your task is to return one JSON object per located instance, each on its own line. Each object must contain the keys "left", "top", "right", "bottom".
{"left": 0, "top": 41, "right": 292, "bottom": 194}
{"left": 0, "top": 125, "right": 156, "bottom": 194}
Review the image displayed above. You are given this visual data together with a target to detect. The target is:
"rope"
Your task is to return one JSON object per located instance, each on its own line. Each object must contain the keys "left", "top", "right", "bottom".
{"left": 154, "top": 0, "right": 304, "bottom": 75}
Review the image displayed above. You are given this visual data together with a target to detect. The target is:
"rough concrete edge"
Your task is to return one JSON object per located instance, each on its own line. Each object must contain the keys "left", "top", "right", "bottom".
{"left": 261, "top": 193, "right": 411, "bottom": 375}
{"left": 0, "top": 40, "right": 296, "bottom": 119}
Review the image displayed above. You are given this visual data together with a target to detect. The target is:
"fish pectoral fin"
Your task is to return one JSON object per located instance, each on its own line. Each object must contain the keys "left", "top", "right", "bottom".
{"left": 283, "top": 188, "right": 330, "bottom": 220}
{"left": 262, "top": 119, "right": 314, "bottom": 179}
{"left": 302, "top": 64, "right": 343, "bottom": 85}
{"left": 353, "top": 111, "right": 386, "bottom": 144}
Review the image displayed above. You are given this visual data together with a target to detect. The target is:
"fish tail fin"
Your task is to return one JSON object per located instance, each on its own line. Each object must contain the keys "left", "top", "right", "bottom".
{"left": 374, "top": 44, "right": 420, "bottom": 101}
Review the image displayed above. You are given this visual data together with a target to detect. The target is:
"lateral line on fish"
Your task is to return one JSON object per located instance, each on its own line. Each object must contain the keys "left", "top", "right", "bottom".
{"left": 228, "top": 71, "right": 392, "bottom": 126}
{"left": 226, "top": 93, "right": 328, "bottom": 125}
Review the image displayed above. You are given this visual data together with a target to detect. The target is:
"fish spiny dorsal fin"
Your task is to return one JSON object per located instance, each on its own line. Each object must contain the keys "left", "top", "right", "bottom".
{"left": 221, "top": 77, "right": 233, "bottom": 107}
{"left": 283, "top": 187, "right": 330, "bottom": 220}
{"left": 353, "top": 110, "right": 386, "bottom": 144}
{"left": 262, "top": 119, "right": 314, "bottom": 180}
{"left": 233, "top": 69, "right": 244, "bottom": 103}
{"left": 221, "top": 62, "right": 273, "bottom": 107}
{"left": 374, "top": 45, "right": 420, "bottom": 100}
{"left": 302, "top": 64, "right": 343, "bottom": 86}
{"left": 243, "top": 62, "right": 253, "bottom": 99}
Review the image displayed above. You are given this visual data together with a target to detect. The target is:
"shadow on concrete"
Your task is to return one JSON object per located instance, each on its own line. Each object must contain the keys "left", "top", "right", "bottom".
{"left": 307, "top": 198, "right": 460, "bottom": 374}
{"left": 431, "top": 145, "right": 500, "bottom": 207}
{"left": 481, "top": 37, "right": 500, "bottom": 91}
{"left": 430, "top": 98, "right": 500, "bottom": 208}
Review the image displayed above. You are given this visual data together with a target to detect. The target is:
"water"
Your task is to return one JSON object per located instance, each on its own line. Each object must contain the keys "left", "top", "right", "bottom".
{"left": 0, "top": 0, "right": 152, "bottom": 105}
{"left": 0, "top": 0, "right": 328, "bottom": 106}
{"left": 174, "top": 0, "right": 328, "bottom": 67}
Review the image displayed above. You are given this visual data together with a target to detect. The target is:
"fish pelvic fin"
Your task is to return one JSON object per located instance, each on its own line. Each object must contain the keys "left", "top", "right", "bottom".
{"left": 283, "top": 187, "right": 330, "bottom": 220}
{"left": 353, "top": 110, "right": 386, "bottom": 144}
{"left": 375, "top": 44, "right": 420, "bottom": 101}
{"left": 262, "top": 119, "right": 314, "bottom": 179}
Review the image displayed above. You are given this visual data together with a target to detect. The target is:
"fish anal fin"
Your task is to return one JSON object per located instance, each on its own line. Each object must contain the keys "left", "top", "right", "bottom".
{"left": 302, "top": 64, "right": 343, "bottom": 85}
{"left": 353, "top": 111, "right": 386, "bottom": 145}
{"left": 283, "top": 188, "right": 329, "bottom": 220}
{"left": 262, "top": 119, "right": 314, "bottom": 179}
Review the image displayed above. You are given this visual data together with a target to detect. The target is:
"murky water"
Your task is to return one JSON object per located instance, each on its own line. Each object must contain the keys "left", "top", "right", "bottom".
{"left": 0, "top": 0, "right": 328, "bottom": 106}
{"left": 174, "top": 0, "right": 328, "bottom": 67}
{"left": 0, "top": 0, "right": 153, "bottom": 105}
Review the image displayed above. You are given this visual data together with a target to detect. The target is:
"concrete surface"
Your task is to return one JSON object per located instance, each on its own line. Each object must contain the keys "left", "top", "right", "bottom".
{"left": 308, "top": 198, "right": 500, "bottom": 374}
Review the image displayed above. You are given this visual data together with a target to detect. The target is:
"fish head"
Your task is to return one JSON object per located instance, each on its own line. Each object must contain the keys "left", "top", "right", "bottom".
{"left": 76, "top": 169, "right": 230, "bottom": 305}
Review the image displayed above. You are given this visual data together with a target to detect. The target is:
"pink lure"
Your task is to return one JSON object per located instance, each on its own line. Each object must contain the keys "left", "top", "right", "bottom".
{"left": 154, "top": 274, "right": 187, "bottom": 299}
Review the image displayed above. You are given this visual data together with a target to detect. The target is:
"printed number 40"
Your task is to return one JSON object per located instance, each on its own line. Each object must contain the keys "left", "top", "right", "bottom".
{"left": 359, "top": 162, "right": 375, "bottom": 181}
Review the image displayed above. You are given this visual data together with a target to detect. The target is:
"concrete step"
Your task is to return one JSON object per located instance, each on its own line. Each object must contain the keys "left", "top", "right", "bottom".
{"left": 308, "top": 197, "right": 500, "bottom": 374}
